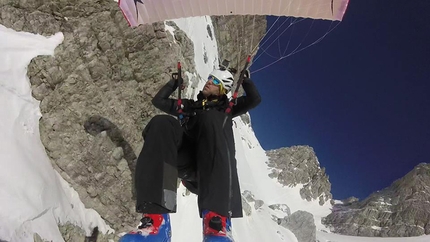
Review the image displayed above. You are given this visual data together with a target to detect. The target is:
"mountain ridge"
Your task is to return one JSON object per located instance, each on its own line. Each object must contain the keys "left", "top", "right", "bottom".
{"left": 323, "top": 163, "right": 430, "bottom": 237}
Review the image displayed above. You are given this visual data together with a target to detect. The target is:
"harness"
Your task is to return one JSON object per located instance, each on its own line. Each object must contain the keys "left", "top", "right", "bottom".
{"left": 196, "top": 93, "right": 229, "bottom": 110}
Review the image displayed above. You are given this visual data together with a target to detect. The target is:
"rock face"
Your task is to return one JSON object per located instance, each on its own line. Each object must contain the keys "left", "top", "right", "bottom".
{"left": 212, "top": 15, "right": 266, "bottom": 74}
{"left": 323, "top": 163, "right": 430, "bottom": 237}
{"left": 2, "top": 0, "right": 195, "bottom": 236}
{"left": 0, "top": 1, "right": 267, "bottom": 240}
{"left": 280, "top": 211, "right": 316, "bottom": 242}
{"left": 266, "top": 146, "right": 333, "bottom": 205}
{"left": 211, "top": 15, "right": 266, "bottom": 126}
{"left": 242, "top": 190, "right": 317, "bottom": 242}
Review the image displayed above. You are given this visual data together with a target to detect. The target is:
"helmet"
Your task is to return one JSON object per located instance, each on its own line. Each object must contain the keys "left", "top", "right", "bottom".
{"left": 209, "top": 69, "right": 234, "bottom": 94}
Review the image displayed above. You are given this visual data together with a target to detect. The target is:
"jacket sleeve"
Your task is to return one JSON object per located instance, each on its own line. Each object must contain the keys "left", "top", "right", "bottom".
{"left": 231, "top": 78, "right": 262, "bottom": 117}
{"left": 151, "top": 79, "right": 180, "bottom": 116}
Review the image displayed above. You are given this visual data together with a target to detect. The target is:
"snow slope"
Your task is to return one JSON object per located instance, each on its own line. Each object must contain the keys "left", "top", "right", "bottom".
{"left": 1, "top": 16, "right": 429, "bottom": 242}
{"left": 0, "top": 25, "right": 112, "bottom": 242}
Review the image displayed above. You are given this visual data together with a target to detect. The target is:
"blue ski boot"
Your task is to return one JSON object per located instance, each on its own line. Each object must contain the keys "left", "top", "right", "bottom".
{"left": 202, "top": 210, "right": 233, "bottom": 242}
{"left": 119, "top": 214, "right": 171, "bottom": 242}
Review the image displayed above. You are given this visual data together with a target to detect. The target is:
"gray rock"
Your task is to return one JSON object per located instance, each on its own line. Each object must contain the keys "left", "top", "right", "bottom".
{"left": 87, "top": 186, "right": 98, "bottom": 198}
{"left": 242, "top": 190, "right": 255, "bottom": 203}
{"left": 254, "top": 200, "right": 264, "bottom": 210}
{"left": 35, "top": 223, "right": 118, "bottom": 242}
{"left": 266, "top": 146, "right": 333, "bottom": 205}
{"left": 241, "top": 197, "right": 252, "bottom": 216}
{"left": 269, "top": 204, "right": 291, "bottom": 217}
{"left": 117, "top": 158, "right": 129, "bottom": 172}
{"left": 112, "top": 147, "right": 124, "bottom": 161}
{"left": 1, "top": 1, "right": 267, "bottom": 240}
{"left": 241, "top": 190, "right": 264, "bottom": 214}
{"left": 342, "top": 196, "right": 359, "bottom": 205}
{"left": 280, "top": 211, "right": 316, "bottom": 242}
{"left": 323, "top": 163, "right": 430, "bottom": 237}
{"left": 1, "top": 0, "right": 183, "bottom": 234}
{"left": 211, "top": 15, "right": 266, "bottom": 76}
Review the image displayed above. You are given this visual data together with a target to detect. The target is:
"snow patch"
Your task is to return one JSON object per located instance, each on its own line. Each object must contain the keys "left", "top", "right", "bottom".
{"left": 0, "top": 25, "right": 112, "bottom": 242}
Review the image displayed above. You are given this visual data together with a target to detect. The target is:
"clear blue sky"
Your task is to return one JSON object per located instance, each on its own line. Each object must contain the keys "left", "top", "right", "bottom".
{"left": 249, "top": 0, "right": 430, "bottom": 200}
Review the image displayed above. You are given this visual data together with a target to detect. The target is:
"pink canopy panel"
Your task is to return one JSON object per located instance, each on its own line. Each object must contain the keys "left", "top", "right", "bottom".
{"left": 119, "top": 0, "right": 349, "bottom": 27}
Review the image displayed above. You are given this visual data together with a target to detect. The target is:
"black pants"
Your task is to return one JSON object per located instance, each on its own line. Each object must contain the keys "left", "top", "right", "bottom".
{"left": 135, "top": 110, "right": 243, "bottom": 218}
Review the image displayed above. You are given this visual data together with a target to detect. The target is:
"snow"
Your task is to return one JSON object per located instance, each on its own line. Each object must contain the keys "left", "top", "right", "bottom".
{"left": 1, "top": 16, "right": 430, "bottom": 242}
{"left": 173, "top": 16, "right": 220, "bottom": 99}
{"left": 0, "top": 25, "right": 113, "bottom": 242}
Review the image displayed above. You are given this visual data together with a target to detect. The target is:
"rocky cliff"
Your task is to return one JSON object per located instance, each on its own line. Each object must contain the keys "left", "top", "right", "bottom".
{"left": 266, "top": 146, "right": 333, "bottom": 205}
{"left": 323, "top": 163, "right": 430, "bottom": 237}
{"left": 0, "top": 0, "right": 266, "bottom": 240}
{"left": 212, "top": 15, "right": 266, "bottom": 74}
{"left": 1, "top": 1, "right": 196, "bottom": 240}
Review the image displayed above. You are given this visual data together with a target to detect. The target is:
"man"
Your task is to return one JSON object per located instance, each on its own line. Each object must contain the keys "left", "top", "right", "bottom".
{"left": 120, "top": 67, "right": 261, "bottom": 242}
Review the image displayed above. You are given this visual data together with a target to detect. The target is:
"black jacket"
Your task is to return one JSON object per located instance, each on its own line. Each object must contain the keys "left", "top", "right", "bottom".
{"left": 152, "top": 78, "right": 261, "bottom": 119}
{"left": 145, "top": 77, "right": 261, "bottom": 218}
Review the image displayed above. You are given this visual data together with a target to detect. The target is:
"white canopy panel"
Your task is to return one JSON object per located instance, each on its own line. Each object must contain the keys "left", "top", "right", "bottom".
{"left": 119, "top": 0, "right": 349, "bottom": 27}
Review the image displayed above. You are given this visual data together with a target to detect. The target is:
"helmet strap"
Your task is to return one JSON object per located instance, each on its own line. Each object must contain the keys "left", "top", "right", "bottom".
{"left": 219, "top": 85, "right": 226, "bottom": 95}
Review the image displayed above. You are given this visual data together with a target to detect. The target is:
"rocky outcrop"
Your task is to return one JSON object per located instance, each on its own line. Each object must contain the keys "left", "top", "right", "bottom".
{"left": 211, "top": 15, "right": 266, "bottom": 75}
{"left": 278, "top": 211, "right": 316, "bottom": 242}
{"left": 35, "top": 225, "right": 116, "bottom": 242}
{"left": 211, "top": 15, "right": 266, "bottom": 125}
{"left": 242, "top": 190, "right": 265, "bottom": 212}
{"left": 266, "top": 146, "right": 332, "bottom": 205}
{"left": 323, "top": 163, "right": 430, "bottom": 237}
{"left": 0, "top": 1, "right": 268, "bottom": 240}
{"left": 243, "top": 190, "right": 317, "bottom": 242}
{"left": 269, "top": 204, "right": 292, "bottom": 217}
{"left": 1, "top": 0, "right": 194, "bottom": 236}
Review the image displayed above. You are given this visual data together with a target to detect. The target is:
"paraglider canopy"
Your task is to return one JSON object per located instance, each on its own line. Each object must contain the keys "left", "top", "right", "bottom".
{"left": 119, "top": 0, "right": 349, "bottom": 27}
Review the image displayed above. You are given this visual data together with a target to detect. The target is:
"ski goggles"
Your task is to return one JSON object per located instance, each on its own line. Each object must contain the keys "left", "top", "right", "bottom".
{"left": 208, "top": 75, "right": 222, "bottom": 86}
